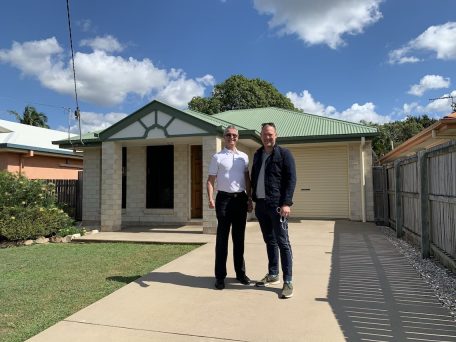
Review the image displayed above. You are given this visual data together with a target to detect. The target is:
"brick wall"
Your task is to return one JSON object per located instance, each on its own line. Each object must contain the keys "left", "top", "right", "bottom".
{"left": 82, "top": 148, "right": 101, "bottom": 223}
{"left": 202, "top": 136, "right": 222, "bottom": 234}
{"left": 100, "top": 141, "right": 122, "bottom": 231}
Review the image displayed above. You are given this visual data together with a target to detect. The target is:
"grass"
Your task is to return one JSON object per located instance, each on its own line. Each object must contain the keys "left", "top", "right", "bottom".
{"left": 0, "top": 242, "right": 200, "bottom": 342}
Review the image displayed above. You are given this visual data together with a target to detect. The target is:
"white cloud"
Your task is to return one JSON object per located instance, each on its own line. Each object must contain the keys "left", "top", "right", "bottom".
{"left": 426, "top": 90, "right": 456, "bottom": 113}
{"left": 389, "top": 22, "right": 456, "bottom": 64}
{"left": 388, "top": 47, "right": 420, "bottom": 64}
{"left": 401, "top": 90, "right": 456, "bottom": 118}
{"left": 408, "top": 75, "right": 450, "bottom": 96}
{"left": 253, "top": 0, "right": 383, "bottom": 49}
{"left": 286, "top": 90, "right": 327, "bottom": 115}
{"left": 0, "top": 37, "right": 64, "bottom": 76}
{"left": 80, "top": 35, "right": 124, "bottom": 53}
{"left": 336, "top": 102, "right": 390, "bottom": 123}
{"left": 287, "top": 89, "right": 391, "bottom": 124}
{"left": 156, "top": 71, "right": 215, "bottom": 108}
{"left": 59, "top": 111, "right": 128, "bottom": 134}
{"left": 0, "top": 37, "right": 214, "bottom": 108}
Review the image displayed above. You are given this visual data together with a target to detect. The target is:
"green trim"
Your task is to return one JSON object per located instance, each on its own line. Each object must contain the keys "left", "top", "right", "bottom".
{"left": 238, "top": 130, "right": 262, "bottom": 144}
{"left": 277, "top": 133, "right": 376, "bottom": 144}
{"left": 164, "top": 116, "right": 175, "bottom": 129}
{"left": 99, "top": 101, "right": 222, "bottom": 140}
{"left": 138, "top": 119, "right": 148, "bottom": 130}
{"left": 54, "top": 100, "right": 378, "bottom": 150}
{"left": 0, "top": 143, "right": 82, "bottom": 157}
{"left": 57, "top": 141, "right": 100, "bottom": 149}
{"left": 103, "top": 132, "right": 220, "bottom": 142}
{"left": 144, "top": 124, "right": 169, "bottom": 138}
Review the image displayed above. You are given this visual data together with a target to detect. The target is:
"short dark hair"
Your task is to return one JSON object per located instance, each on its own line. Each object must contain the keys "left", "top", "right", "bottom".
{"left": 261, "top": 122, "right": 276, "bottom": 130}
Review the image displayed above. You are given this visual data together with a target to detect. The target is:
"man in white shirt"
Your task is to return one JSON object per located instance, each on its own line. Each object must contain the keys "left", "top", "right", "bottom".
{"left": 207, "top": 125, "right": 253, "bottom": 290}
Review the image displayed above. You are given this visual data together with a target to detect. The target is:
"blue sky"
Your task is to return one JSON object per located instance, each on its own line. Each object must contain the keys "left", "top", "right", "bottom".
{"left": 1, "top": 0, "right": 455, "bottom": 134}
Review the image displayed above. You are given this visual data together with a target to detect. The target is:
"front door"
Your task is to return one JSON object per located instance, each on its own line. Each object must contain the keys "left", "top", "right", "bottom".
{"left": 191, "top": 145, "right": 203, "bottom": 218}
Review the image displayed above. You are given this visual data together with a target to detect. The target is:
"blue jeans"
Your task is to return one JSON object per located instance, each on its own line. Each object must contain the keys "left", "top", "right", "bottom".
{"left": 255, "top": 199, "right": 293, "bottom": 282}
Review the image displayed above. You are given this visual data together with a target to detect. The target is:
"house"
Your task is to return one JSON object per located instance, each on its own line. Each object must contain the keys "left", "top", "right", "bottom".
{"left": 0, "top": 119, "right": 83, "bottom": 179}
{"left": 55, "top": 100, "right": 377, "bottom": 233}
{"left": 380, "top": 111, "right": 456, "bottom": 163}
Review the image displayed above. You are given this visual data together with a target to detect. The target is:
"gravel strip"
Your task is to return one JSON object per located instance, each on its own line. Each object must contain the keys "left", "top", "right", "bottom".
{"left": 380, "top": 226, "right": 456, "bottom": 320}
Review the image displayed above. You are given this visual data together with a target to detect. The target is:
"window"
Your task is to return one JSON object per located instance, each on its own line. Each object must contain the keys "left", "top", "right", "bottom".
{"left": 146, "top": 146, "right": 174, "bottom": 208}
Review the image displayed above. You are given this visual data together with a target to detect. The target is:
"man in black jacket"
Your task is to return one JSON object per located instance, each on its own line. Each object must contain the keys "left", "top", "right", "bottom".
{"left": 251, "top": 122, "right": 296, "bottom": 298}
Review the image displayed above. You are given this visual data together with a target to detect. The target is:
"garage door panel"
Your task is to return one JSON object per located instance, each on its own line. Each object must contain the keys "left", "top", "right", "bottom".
{"left": 289, "top": 146, "right": 348, "bottom": 218}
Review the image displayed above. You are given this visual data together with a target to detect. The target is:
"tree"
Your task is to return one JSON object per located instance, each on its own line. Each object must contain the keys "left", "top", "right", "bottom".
{"left": 8, "top": 105, "right": 50, "bottom": 128}
{"left": 362, "top": 115, "right": 438, "bottom": 160}
{"left": 188, "top": 75, "right": 298, "bottom": 114}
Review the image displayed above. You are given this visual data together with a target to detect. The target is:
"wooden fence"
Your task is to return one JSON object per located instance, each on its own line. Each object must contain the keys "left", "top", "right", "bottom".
{"left": 44, "top": 171, "right": 83, "bottom": 221}
{"left": 373, "top": 141, "right": 456, "bottom": 271}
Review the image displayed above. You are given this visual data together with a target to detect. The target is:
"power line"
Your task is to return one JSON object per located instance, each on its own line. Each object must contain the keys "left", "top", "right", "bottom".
{"left": 66, "top": 0, "right": 83, "bottom": 144}
{"left": 429, "top": 95, "right": 456, "bottom": 112}
{"left": 0, "top": 95, "right": 71, "bottom": 112}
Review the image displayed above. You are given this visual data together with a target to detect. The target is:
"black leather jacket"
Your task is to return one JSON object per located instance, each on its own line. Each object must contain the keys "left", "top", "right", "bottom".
{"left": 251, "top": 145, "right": 296, "bottom": 208}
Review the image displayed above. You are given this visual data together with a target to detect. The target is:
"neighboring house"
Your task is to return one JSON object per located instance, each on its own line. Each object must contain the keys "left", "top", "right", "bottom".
{"left": 380, "top": 111, "right": 456, "bottom": 163}
{"left": 55, "top": 100, "right": 377, "bottom": 233}
{"left": 0, "top": 119, "right": 83, "bottom": 179}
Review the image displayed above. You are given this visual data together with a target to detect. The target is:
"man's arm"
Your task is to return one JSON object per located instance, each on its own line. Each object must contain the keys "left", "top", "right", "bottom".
{"left": 280, "top": 149, "right": 297, "bottom": 218}
{"left": 207, "top": 175, "right": 216, "bottom": 209}
{"left": 244, "top": 171, "right": 253, "bottom": 212}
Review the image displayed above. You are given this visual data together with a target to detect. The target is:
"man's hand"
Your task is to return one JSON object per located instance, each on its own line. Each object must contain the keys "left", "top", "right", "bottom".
{"left": 280, "top": 205, "right": 291, "bottom": 218}
{"left": 247, "top": 198, "right": 253, "bottom": 213}
{"left": 208, "top": 199, "right": 215, "bottom": 209}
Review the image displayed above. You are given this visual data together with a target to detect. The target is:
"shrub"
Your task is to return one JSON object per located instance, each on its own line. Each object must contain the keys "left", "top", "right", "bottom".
{"left": 0, "top": 172, "right": 75, "bottom": 241}
{"left": 57, "top": 226, "right": 86, "bottom": 237}
{"left": 0, "top": 172, "right": 56, "bottom": 208}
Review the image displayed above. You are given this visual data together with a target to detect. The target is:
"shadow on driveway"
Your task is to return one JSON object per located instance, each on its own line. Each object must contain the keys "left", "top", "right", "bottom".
{"left": 123, "top": 271, "right": 282, "bottom": 296}
{"left": 326, "top": 221, "right": 456, "bottom": 341}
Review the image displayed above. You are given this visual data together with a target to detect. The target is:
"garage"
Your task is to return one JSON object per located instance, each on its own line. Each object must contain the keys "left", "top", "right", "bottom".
{"left": 288, "top": 144, "right": 349, "bottom": 218}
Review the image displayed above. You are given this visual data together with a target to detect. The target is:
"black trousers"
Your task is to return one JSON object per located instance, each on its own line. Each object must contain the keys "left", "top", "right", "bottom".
{"left": 214, "top": 191, "right": 248, "bottom": 280}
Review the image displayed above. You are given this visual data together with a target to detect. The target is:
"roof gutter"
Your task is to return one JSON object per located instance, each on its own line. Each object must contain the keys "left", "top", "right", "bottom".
{"left": 360, "top": 137, "right": 366, "bottom": 222}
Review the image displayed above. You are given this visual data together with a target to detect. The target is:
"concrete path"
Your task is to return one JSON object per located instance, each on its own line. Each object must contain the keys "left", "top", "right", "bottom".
{"left": 28, "top": 221, "right": 456, "bottom": 342}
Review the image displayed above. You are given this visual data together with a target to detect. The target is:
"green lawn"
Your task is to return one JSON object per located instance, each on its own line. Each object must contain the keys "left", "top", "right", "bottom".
{"left": 0, "top": 242, "right": 200, "bottom": 342}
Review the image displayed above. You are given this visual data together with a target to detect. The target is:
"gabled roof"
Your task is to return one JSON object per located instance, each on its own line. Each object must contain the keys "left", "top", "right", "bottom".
{"left": 55, "top": 100, "right": 377, "bottom": 148}
{"left": 213, "top": 107, "right": 377, "bottom": 143}
{"left": 0, "top": 119, "right": 82, "bottom": 157}
{"left": 56, "top": 100, "right": 261, "bottom": 148}
{"left": 380, "top": 112, "right": 456, "bottom": 163}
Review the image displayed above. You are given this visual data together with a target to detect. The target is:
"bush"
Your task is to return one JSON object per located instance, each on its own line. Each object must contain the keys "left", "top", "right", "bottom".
{"left": 57, "top": 226, "right": 86, "bottom": 237}
{"left": 0, "top": 172, "right": 75, "bottom": 241}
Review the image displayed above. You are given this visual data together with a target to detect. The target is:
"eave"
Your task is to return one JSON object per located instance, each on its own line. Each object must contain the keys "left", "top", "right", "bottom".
{"left": 380, "top": 113, "right": 456, "bottom": 163}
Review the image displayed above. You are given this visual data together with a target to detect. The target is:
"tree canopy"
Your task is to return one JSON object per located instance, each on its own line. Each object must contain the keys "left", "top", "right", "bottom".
{"left": 362, "top": 115, "right": 437, "bottom": 160}
{"left": 8, "top": 105, "right": 50, "bottom": 128}
{"left": 188, "top": 75, "right": 298, "bottom": 114}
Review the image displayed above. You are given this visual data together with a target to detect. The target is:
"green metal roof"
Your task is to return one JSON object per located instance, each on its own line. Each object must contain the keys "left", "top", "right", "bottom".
{"left": 53, "top": 130, "right": 102, "bottom": 147}
{"left": 184, "top": 109, "right": 251, "bottom": 131}
{"left": 212, "top": 107, "right": 377, "bottom": 139}
{"left": 54, "top": 101, "right": 377, "bottom": 149}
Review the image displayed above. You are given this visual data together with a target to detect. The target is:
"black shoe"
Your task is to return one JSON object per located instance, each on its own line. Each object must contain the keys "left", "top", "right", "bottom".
{"left": 215, "top": 279, "right": 225, "bottom": 290}
{"left": 236, "top": 274, "right": 251, "bottom": 285}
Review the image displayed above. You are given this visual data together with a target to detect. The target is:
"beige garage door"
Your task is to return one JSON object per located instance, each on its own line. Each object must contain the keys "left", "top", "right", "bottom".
{"left": 288, "top": 145, "right": 349, "bottom": 218}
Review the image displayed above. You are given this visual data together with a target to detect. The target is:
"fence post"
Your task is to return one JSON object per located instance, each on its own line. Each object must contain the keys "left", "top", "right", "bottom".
{"left": 394, "top": 159, "right": 403, "bottom": 238}
{"left": 382, "top": 166, "right": 389, "bottom": 226}
{"left": 418, "top": 151, "right": 430, "bottom": 258}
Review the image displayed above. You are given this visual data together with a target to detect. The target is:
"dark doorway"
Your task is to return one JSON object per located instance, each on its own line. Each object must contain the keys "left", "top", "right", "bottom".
{"left": 191, "top": 145, "right": 203, "bottom": 218}
{"left": 146, "top": 145, "right": 174, "bottom": 208}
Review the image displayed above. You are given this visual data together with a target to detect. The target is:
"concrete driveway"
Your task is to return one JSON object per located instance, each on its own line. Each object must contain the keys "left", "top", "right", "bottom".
{"left": 28, "top": 220, "right": 456, "bottom": 341}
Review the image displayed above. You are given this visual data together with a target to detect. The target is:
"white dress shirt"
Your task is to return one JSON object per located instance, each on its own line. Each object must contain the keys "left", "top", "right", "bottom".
{"left": 208, "top": 147, "right": 249, "bottom": 193}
